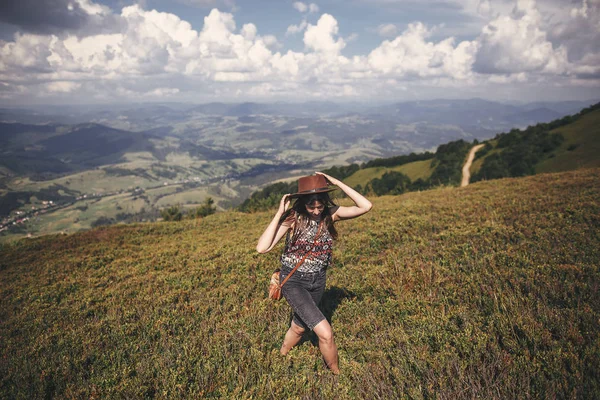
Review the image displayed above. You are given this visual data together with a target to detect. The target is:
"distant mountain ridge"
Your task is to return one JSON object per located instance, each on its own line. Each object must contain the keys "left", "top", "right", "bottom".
{"left": 0, "top": 122, "right": 159, "bottom": 179}
{"left": 1, "top": 98, "right": 599, "bottom": 241}
{"left": 2, "top": 98, "right": 597, "bottom": 126}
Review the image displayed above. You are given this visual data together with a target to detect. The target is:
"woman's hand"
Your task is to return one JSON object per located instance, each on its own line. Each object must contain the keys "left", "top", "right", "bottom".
{"left": 316, "top": 171, "right": 372, "bottom": 221}
{"left": 278, "top": 194, "right": 291, "bottom": 215}
{"left": 315, "top": 171, "right": 340, "bottom": 186}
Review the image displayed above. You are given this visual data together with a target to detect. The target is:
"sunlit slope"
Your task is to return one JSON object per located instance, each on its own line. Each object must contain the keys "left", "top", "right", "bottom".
{"left": 536, "top": 107, "right": 600, "bottom": 173}
{"left": 345, "top": 158, "right": 434, "bottom": 188}
{"left": 471, "top": 107, "right": 600, "bottom": 177}
{"left": 1, "top": 168, "right": 599, "bottom": 398}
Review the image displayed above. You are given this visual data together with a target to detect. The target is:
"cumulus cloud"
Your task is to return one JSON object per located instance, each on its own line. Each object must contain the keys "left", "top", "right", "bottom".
{"left": 261, "top": 35, "right": 281, "bottom": 49}
{"left": 0, "top": 0, "right": 598, "bottom": 103}
{"left": 303, "top": 14, "right": 345, "bottom": 55}
{"left": 548, "top": 0, "right": 600, "bottom": 77}
{"left": 0, "top": 33, "right": 55, "bottom": 74}
{"left": 368, "top": 22, "right": 477, "bottom": 79}
{"left": 473, "top": 0, "right": 568, "bottom": 75}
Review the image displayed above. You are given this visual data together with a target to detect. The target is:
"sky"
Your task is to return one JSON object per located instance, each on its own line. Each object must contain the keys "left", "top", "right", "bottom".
{"left": 0, "top": 0, "right": 599, "bottom": 105}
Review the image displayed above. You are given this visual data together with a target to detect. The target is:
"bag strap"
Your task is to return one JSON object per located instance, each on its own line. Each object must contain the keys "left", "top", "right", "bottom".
{"left": 279, "top": 220, "right": 324, "bottom": 288}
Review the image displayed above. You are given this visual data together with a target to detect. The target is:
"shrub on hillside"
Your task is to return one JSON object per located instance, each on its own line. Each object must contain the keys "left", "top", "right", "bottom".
{"left": 370, "top": 171, "right": 411, "bottom": 195}
{"left": 160, "top": 205, "right": 182, "bottom": 221}
{"left": 474, "top": 142, "right": 494, "bottom": 160}
{"left": 473, "top": 128, "right": 564, "bottom": 182}
{"left": 238, "top": 181, "right": 297, "bottom": 212}
{"left": 91, "top": 216, "right": 115, "bottom": 227}
{"left": 428, "top": 139, "right": 472, "bottom": 186}
{"left": 363, "top": 152, "right": 434, "bottom": 169}
{"left": 322, "top": 164, "right": 360, "bottom": 180}
{"left": 190, "top": 198, "right": 216, "bottom": 218}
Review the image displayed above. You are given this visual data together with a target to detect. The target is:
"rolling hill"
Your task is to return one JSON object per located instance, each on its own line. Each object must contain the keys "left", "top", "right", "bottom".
{"left": 339, "top": 102, "right": 600, "bottom": 196}
{"left": 534, "top": 106, "right": 600, "bottom": 173}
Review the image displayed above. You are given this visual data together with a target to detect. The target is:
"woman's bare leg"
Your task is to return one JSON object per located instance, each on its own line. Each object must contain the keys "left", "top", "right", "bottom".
{"left": 313, "top": 319, "right": 339, "bottom": 374}
{"left": 280, "top": 321, "right": 305, "bottom": 355}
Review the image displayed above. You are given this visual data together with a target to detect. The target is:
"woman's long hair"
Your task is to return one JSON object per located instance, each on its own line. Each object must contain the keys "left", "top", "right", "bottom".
{"left": 279, "top": 192, "right": 338, "bottom": 241}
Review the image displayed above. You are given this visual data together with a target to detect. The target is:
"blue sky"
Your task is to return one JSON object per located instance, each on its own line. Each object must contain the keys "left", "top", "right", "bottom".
{"left": 0, "top": 0, "right": 598, "bottom": 105}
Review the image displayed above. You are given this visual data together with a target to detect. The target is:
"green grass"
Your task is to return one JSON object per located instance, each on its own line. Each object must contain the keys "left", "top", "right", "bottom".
{"left": 1, "top": 168, "right": 599, "bottom": 399}
{"left": 536, "top": 109, "right": 600, "bottom": 173}
{"left": 470, "top": 109, "right": 600, "bottom": 177}
{"left": 393, "top": 158, "right": 435, "bottom": 181}
{"left": 344, "top": 159, "right": 434, "bottom": 188}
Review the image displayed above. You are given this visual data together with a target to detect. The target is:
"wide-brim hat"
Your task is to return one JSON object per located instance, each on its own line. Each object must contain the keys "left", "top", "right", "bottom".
{"left": 289, "top": 175, "right": 337, "bottom": 198}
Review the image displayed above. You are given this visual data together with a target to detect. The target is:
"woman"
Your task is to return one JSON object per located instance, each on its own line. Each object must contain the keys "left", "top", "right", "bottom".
{"left": 256, "top": 171, "right": 372, "bottom": 374}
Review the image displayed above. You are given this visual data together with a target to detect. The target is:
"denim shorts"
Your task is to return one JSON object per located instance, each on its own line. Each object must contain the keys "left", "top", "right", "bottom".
{"left": 280, "top": 268, "right": 327, "bottom": 331}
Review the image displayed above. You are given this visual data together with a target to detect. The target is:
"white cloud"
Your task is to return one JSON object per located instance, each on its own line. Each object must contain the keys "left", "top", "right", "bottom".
{"left": 473, "top": 0, "right": 568, "bottom": 75}
{"left": 261, "top": 35, "right": 281, "bottom": 49}
{"left": 0, "top": 33, "right": 54, "bottom": 74}
{"left": 241, "top": 23, "right": 257, "bottom": 40}
{"left": 571, "top": 0, "right": 589, "bottom": 18}
{"left": 286, "top": 20, "right": 308, "bottom": 36}
{"left": 293, "top": 2, "right": 308, "bottom": 13}
{"left": 548, "top": 0, "right": 600, "bottom": 77}
{"left": 368, "top": 22, "right": 477, "bottom": 79}
{"left": 293, "top": 2, "right": 319, "bottom": 14}
{"left": 477, "top": 0, "right": 492, "bottom": 16}
{"left": 377, "top": 23, "right": 398, "bottom": 38}
{"left": 74, "top": 0, "right": 112, "bottom": 16}
{"left": 303, "top": 14, "right": 345, "bottom": 55}
{"left": 0, "top": 0, "right": 598, "bottom": 104}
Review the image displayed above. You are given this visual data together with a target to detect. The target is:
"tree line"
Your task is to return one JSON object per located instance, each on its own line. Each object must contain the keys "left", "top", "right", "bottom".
{"left": 238, "top": 139, "right": 472, "bottom": 211}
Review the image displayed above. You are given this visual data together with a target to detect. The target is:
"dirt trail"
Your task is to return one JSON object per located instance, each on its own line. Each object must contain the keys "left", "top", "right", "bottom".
{"left": 461, "top": 144, "right": 485, "bottom": 187}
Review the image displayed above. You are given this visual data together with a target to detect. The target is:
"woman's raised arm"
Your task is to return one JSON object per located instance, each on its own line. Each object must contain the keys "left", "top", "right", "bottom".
{"left": 256, "top": 194, "right": 293, "bottom": 253}
{"left": 315, "top": 171, "right": 372, "bottom": 221}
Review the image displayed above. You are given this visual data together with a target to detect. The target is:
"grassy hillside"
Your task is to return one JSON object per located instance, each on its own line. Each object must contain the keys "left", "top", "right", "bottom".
{"left": 1, "top": 168, "right": 600, "bottom": 398}
{"left": 471, "top": 105, "right": 600, "bottom": 181}
{"left": 345, "top": 159, "right": 434, "bottom": 188}
{"left": 536, "top": 107, "right": 600, "bottom": 173}
{"left": 323, "top": 104, "right": 600, "bottom": 197}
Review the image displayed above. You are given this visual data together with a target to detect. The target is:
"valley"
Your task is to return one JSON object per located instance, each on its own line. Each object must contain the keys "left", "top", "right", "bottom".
{"left": 1, "top": 98, "right": 597, "bottom": 241}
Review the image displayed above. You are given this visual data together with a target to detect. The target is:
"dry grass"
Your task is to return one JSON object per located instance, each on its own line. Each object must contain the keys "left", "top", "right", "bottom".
{"left": 1, "top": 168, "right": 599, "bottom": 399}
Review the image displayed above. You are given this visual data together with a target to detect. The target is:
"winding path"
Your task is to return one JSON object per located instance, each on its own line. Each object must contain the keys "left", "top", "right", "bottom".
{"left": 461, "top": 144, "right": 485, "bottom": 187}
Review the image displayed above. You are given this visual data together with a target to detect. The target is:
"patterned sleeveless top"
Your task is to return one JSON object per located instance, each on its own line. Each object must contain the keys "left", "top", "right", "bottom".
{"left": 281, "top": 218, "right": 333, "bottom": 273}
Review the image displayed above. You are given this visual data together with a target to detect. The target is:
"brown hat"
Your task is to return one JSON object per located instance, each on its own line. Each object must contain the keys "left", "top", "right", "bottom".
{"left": 290, "top": 175, "right": 337, "bottom": 198}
